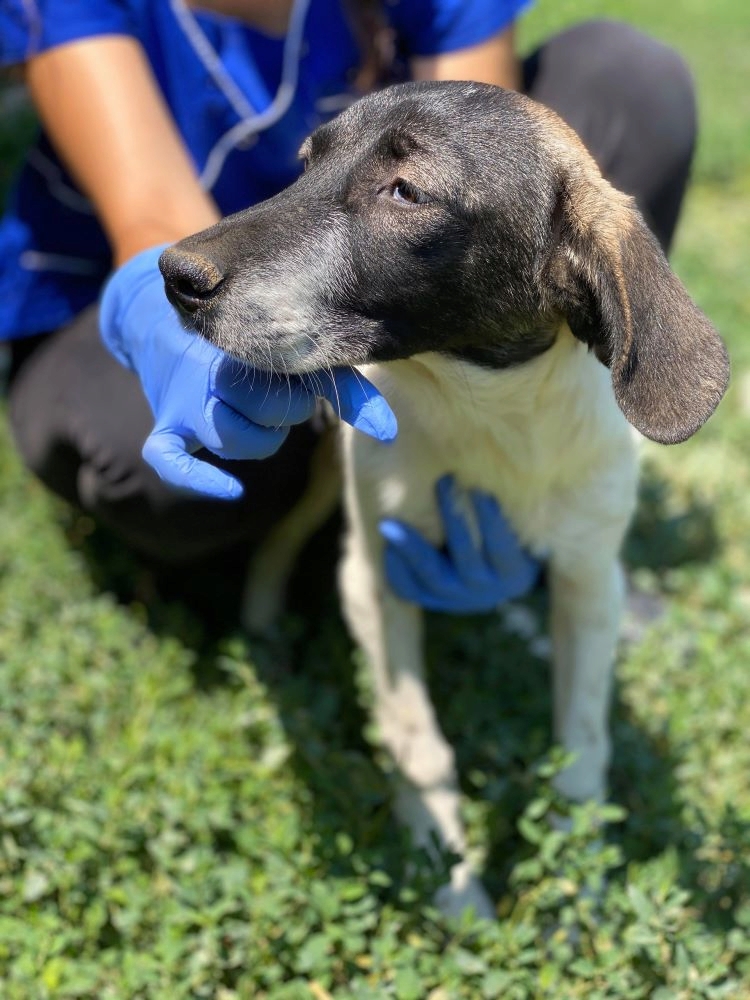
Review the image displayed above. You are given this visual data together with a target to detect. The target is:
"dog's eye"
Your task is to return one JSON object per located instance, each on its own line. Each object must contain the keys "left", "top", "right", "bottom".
{"left": 391, "top": 178, "right": 430, "bottom": 206}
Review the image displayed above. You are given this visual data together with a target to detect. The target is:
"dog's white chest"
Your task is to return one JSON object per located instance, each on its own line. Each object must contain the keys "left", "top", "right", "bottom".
{"left": 348, "top": 331, "right": 640, "bottom": 563}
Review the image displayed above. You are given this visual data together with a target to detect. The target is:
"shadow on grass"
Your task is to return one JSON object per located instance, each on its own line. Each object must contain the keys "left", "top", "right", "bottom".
{"left": 61, "top": 456, "right": 747, "bottom": 932}
{"left": 624, "top": 459, "right": 721, "bottom": 573}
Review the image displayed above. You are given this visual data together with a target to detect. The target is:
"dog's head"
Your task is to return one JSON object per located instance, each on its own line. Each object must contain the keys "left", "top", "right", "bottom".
{"left": 160, "top": 81, "right": 728, "bottom": 444}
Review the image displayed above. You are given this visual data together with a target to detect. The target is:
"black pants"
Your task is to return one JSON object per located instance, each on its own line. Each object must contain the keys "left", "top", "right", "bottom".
{"left": 7, "top": 20, "right": 697, "bottom": 564}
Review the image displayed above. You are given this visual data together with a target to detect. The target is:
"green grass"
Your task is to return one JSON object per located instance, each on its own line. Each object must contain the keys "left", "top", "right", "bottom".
{"left": 2, "top": 2, "right": 750, "bottom": 996}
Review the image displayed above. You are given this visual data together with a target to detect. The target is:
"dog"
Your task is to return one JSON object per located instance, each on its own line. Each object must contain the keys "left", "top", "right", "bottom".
{"left": 158, "top": 81, "right": 729, "bottom": 918}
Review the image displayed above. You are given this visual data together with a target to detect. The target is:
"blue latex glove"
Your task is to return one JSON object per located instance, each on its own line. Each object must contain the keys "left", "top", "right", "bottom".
{"left": 100, "top": 246, "right": 397, "bottom": 499}
{"left": 380, "top": 475, "right": 540, "bottom": 613}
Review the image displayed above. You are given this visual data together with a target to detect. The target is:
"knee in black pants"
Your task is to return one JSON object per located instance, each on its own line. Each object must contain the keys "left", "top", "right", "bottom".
{"left": 525, "top": 19, "right": 697, "bottom": 249}
{"left": 7, "top": 313, "right": 318, "bottom": 564}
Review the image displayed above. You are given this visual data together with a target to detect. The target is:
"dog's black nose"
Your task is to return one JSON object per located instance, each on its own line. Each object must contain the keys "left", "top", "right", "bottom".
{"left": 159, "top": 248, "right": 225, "bottom": 316}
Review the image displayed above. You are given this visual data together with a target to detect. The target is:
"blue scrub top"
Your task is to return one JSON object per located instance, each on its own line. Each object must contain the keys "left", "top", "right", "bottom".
{"left": 0, "top": 0, "right": 529, "bottom": 340}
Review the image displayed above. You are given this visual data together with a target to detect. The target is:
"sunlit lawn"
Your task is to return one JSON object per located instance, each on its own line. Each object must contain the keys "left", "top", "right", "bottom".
{"left": 1, "top": 2, "right": 749, "bottom": 996}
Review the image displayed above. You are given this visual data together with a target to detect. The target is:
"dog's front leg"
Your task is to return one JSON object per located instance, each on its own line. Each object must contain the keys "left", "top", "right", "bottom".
{"left": 339, "top": 474, "right": 494, "bottom": 919}
{"left": 548, "top": 555, "right": 626, "bottom": 805}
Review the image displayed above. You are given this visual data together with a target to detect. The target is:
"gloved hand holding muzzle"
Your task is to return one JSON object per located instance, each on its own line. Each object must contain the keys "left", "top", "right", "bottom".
{"left": 99, "top": 245, "right": 398, "bottom": 499}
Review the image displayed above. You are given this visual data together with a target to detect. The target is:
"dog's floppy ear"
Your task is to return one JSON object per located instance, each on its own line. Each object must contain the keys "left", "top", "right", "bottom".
{"left": 545, "top": 169, "right": 729, "bottom": 444}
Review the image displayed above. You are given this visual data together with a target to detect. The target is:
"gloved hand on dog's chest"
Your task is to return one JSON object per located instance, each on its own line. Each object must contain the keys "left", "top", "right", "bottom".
{"left": 380, "top": 475, "right": 540, "bottom": 613}
{"left": 100, "top": 246, "right": 398, "bottom": 499}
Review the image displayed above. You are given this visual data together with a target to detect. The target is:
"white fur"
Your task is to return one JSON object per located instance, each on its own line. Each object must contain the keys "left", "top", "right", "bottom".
{"left": 243, "top": 324, "right": 640, "bottom": 918}
{"left": 337, "top": 326, "right": 639, "bottom": 916}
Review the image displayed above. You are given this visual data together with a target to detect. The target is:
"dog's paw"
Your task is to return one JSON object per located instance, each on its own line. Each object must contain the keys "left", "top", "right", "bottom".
{"left": 434, "top": 861, "right": 495, "bottom": 921}
{"left": 240, "top": 575, "right": 284, "bottom": 636}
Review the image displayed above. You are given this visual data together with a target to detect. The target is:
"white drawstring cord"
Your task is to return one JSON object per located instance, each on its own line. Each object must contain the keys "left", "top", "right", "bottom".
{"left": 169, "top": 0, "right": 257, "bottom": 121}
{"left": 170, "top": 0, "right": 313, "bottom": 192}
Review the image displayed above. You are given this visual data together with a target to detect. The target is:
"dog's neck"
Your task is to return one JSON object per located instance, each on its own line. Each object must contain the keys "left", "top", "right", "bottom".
{"left": 361, "top": 324, "right": 625, "bottom": 470}
{"left": 353, "top": 324, "right": 638, "bottom": 558}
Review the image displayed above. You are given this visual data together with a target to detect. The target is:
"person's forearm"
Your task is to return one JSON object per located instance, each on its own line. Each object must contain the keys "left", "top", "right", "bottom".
{"left": 26, "top": 35, "right": 220, "bottom": 265}
{"left": 411, "top": 24, "right": 521, "bottom": 90}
